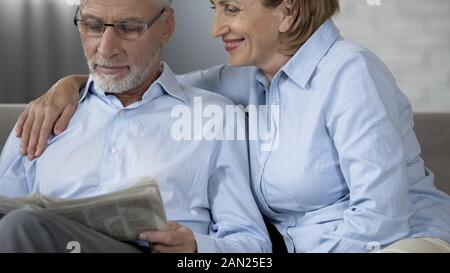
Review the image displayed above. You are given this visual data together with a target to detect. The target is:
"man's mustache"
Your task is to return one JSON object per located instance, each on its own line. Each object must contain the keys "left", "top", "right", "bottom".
{"left": 89, "top": 57, "right": 129, "bottom": 68}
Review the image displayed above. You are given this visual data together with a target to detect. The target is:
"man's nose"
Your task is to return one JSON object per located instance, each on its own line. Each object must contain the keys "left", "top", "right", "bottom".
{"left": 97, "top": 26, "right": 122, "bottom": 58}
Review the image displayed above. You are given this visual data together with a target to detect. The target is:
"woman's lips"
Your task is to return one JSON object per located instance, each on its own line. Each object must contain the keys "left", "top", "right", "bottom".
{"left": 96, "top": 65, "right": 128, "bottom": 75}
{"left": 224, "top": 39, "right": 245, "bottom": 51}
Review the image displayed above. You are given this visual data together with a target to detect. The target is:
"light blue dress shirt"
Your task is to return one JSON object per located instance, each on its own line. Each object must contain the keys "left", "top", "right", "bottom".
{"left": 177, "top": 19, "right": 450, "bottom": 252}
{"left": 0, "top": 63, "right": 271, "bottom": 253}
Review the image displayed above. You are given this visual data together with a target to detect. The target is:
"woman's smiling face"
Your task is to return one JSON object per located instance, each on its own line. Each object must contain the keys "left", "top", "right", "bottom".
{"left": 210, "top": 0, "right": 285, "bottom": 68}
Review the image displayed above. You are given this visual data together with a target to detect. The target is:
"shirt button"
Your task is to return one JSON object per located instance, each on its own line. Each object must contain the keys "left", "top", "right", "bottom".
{"left": 111, "top": 148, "right": 119, "bottom": 154}
{"left": 119, "top": 110, "right": 125, "bottom": 116}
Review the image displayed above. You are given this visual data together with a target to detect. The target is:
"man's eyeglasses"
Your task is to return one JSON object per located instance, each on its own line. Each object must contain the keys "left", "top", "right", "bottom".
{"left": 73, "top": 7, "right": 166, "bottom": 41}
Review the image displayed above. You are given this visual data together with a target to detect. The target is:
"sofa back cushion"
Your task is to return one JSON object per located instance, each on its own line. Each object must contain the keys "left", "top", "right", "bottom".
{"left": 414, "top": 114, "right": 450, "bottom": 195}
{"left": 0, "top": 104, "right": 26, "bottom": 151}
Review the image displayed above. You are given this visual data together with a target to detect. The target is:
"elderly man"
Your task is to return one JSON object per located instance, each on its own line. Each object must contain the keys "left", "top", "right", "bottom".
{"left": 0, "top": 0, "right": 270, "bottom": 253}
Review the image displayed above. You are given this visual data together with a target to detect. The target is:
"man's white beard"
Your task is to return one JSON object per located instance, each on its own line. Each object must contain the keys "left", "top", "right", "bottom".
{"left": 87, "top": 55, "right": 157, "bottom": 94}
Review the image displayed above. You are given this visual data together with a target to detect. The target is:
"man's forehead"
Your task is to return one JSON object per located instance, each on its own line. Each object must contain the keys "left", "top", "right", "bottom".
{"left": 82, "top": 0, "right": 154, "bottom": 8}
{"left": 81, "top": 0, "right": 158, "bottom": 18}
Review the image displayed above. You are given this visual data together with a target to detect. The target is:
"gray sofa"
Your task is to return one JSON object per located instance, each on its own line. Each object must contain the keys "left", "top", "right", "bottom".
{"left": 0, "top": 104, "right": 449, "bottom": 195}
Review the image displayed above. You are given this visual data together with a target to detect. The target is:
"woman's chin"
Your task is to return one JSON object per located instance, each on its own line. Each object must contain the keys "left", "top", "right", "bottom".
{"left": 227, "top": 57, "right": 251, "bottom": 67}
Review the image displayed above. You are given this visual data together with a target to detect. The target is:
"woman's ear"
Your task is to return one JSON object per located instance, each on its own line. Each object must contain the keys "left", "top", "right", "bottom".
{"left": 279, "top": 0, "right": 297, "bottom": 33}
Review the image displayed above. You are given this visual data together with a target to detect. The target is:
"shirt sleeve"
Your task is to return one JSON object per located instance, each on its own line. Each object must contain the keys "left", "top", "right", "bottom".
{"left": 0, "top": 130, "right": 34, "bottom": 197}
{"left": 314, "top": 51, "right": 412, "bottom": 252}
{"left": 176, "top": 65, "right": 255, "bottom": 106}
{"left": 194, "top": 107, "right": 272, "bottom": 253}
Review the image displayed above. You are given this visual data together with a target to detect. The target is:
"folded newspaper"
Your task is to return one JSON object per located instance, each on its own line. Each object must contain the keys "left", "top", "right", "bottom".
{"left": 0, "top": 178, "right": 167, "bottom": 241}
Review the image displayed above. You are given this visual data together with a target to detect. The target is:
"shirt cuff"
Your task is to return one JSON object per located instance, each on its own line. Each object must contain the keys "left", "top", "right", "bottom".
{"left": 193, "top": 232, "right": 218, "bottom": 253}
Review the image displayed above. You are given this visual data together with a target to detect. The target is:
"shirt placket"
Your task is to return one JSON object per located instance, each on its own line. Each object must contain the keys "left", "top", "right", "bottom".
{"left": 258, "top": 77, "right": 281, "bottom": 215}
{"left": 98, "top": 109, "right": 128, "bottom": 191}
{"left": 259, "top": 76, "right": 297, "bottom": 252}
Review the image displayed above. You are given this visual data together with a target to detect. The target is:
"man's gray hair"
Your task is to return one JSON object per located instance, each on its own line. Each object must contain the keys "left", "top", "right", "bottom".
{"left": 158, "top": 0, "right": 172, "bottom": 7}
{"left": 69, "top": 0, "right": 172, "bottom": 8}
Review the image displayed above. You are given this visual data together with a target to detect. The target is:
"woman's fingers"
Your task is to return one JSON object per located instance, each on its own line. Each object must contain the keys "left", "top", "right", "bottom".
{"left": 20, "top": 109, "right": 35, "bottom": 158}
{"left": 15, "top": 107, "right": 29, "bottom": 138}
{"left": 54, "top": 103, "right": 77, "bottom": 135}
{"left": 27, "top": 110, "right": 45, "bottom": 159}
{"left": 15, "top": 75, "right": 86, "bottom": 159}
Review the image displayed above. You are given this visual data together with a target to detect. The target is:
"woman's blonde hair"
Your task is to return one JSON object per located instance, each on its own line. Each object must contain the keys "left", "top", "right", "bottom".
{"left": 261, "top": 0, "right": 340, "bottom": 56}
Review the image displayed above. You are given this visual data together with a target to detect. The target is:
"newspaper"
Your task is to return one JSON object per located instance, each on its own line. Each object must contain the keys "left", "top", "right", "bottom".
{"left": 0, "top": 178, "right": 167, "bottom": 241}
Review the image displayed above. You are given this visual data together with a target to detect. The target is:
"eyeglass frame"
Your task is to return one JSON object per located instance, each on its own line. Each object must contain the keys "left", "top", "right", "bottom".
{"left": 73, "top": 6, "right": 166, "bottom": 41}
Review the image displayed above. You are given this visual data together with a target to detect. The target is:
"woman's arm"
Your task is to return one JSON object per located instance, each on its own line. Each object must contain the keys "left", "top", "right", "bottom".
{"left": 177, "top": 64, "right": 255, "bottom": 106}
{"left": 315, "top": 52, "right": 412, "bottom": 252}
{"left": 16, "top": 75, "right": 88, "bottom": 160}
{"left": 16, "top": 65, "right": 256, "bottom": 160}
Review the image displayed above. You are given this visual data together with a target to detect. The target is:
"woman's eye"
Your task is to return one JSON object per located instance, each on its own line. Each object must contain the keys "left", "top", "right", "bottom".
{"left": 208, "top": 4, "right": 240, "bottom": 15}
{"left": 224, "top": 5, "right": 240, "bottom": 15}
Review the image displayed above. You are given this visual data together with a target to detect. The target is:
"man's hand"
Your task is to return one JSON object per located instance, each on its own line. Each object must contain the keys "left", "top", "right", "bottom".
{"left": 139, "top": 222, "right": 198, "bottom": 253}
{"left": 15, "top": 75, "right": 88, "bottom": 160}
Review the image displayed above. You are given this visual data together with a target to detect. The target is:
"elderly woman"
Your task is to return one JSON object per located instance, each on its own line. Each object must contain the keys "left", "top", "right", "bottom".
{"left": 15, "top": 0, "right": 450, "bottom": 252}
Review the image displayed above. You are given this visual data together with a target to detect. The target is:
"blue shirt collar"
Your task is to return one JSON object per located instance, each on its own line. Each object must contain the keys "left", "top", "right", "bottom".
{"left": 280, "top": 19, "right": 340, "bottom": 89}
{"left": 79, "top": 62, "right": 187, "bottom": 104}
{"left": 156, "top": 62, "right": 187, "bottom": 103}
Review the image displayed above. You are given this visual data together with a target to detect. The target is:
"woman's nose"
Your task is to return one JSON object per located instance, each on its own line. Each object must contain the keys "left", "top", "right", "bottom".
{"left": 211, "top": 14, "right": 228, "bottom": 38}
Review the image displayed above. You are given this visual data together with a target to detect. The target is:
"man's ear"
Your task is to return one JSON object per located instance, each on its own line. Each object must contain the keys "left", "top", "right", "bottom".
{"left": 279, "top": 0, "right": 297, "bottom": 33}
{"left": 161, "top": 8, "right": 175, "bottom": 45}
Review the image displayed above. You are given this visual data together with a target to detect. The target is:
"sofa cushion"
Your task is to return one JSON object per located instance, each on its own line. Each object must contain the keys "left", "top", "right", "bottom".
{"left": 0, "top": 104, "right": 26, "bottom": 152}
{"left": 414, "top": 113, "right": 450, "bottom": 195}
